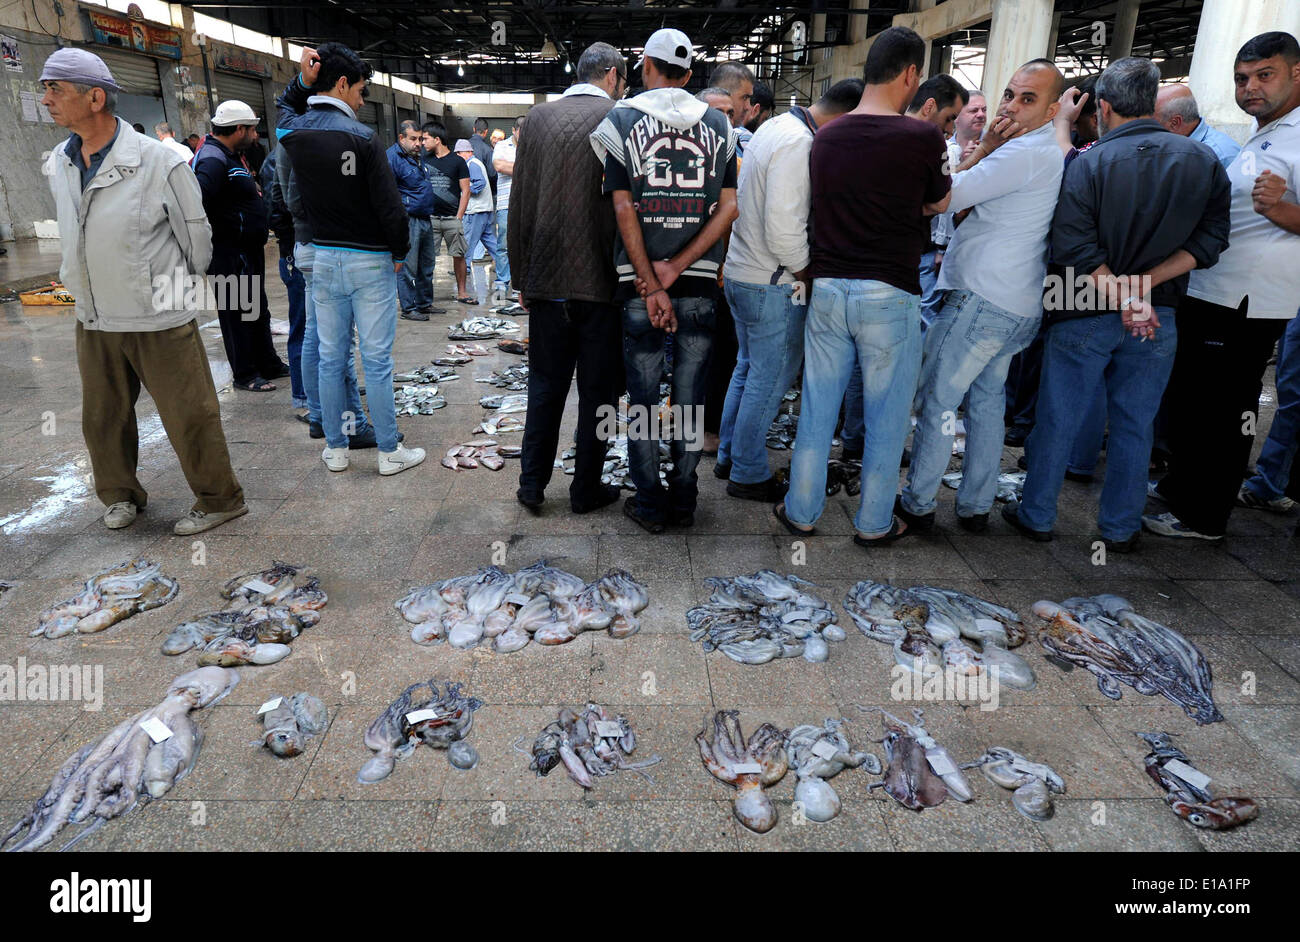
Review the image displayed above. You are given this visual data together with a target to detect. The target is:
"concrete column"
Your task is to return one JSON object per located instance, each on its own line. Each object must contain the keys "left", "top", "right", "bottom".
{"left": 849, "top": 0, "right": 870, "bottom": 44}
{"left": 982, "top": 0, "right": 1054, "bottom": 107}
{"left": 1188, "top": 0, "right": 1300, "bottom": 143}
{"left": 1046, "top": 11, "right": 1061, "bottom": 60}
{"left": 1108, "top": 0, "right": 1139, "bottom": 61}
{"left": 917, "top": 0, "right": 937, "bottom": 77}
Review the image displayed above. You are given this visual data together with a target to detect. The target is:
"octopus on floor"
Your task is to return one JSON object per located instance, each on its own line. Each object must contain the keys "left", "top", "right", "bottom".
{"left": 697, "top": 711, "right": 789, "bottom": 833}
{"left": 785, "top": 718, "right": 879, "bottom": 822}
{"left": 687, "top": 570, "right": 843, "bottom": 664}
{"left": 35, "top": 558, "right": 179, "bottom": 639}
{"left": 521, "top": 704, "right": 660, "bottom": 788}
{"left": 358, "top": 680, "right": 483, "bottom": 783}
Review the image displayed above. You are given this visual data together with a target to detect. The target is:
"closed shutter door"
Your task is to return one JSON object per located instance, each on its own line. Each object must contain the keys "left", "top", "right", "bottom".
{"left": 356, "top": 101, "right": 379, "bottom": 131}
{"left": 94, "top": 48, "right": 161, "bottom": 95}
{"left": 215, "top": 73, "right": 266, "bottom": 115}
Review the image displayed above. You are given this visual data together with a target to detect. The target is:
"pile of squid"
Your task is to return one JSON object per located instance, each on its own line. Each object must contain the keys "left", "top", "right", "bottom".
{"left": 34, "top": 557, "right": 179, "bottom": 640}
{"left": 860, "top": 707, "right": 975, "bottom": 810}
{"left": 1138, "top": 732, "right": 1258, "bottom": 830}
{"left": 359, "top": 679, "right": 482, "bottom": 783}
{"left": 256, "top": 693, "right": 328, "bottom": 758}
{"left": 845, "top": 582, "right": 1037, "bottom": 690}
{"left": 974, "top": 746, "right": 1066, "bottom": 820}
{"left": 785, "top": 718, "right": 879, "bottom": 822}
{"left": 697, "top": 711, "right": 790, "bottom": 833}
{"left": 396, "top": 561, "right": 649, "bottom": 652}
{"left": 521, "top": 704, "right": 660, "bottom": 789}
{"left": 1033, "top": 595, "right": 1222, "bottom": 724}
{"left": 161, "top": 562, "right": 327, "bottom": 667}
{"left": 687, "top": 571, "right": 846, "bottom": 664}
{"left": 2, "top": 666, "right": 238, "bottom": 853}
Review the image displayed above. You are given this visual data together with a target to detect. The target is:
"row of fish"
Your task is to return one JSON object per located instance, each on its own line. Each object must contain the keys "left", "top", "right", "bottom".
{"left": 844, "top": 581, "right": 1037, "bottom": 690}
{"left": 161, "top": 562, "right": 327, "bottom": 667}
{"left": 440, "top": 439, "right": 520, "bottom": 472}
{"left": 396, "top": 561, "right": 649, "bottom": 652}
{"left": 1033, "top": 595, "right": 1222, "bottom": 724}
{"left": 448, "top": 315, "right": 520, "bottom": 339}
{"left": 395, "top": 363, "right": 460, "bottom": 383}
{"left": 35, "top": 557, "right": 179, "bottom": 639}
{"left": 359, "top": 679, "right": 482, "bottom": 783}
{"left": 523, "top": 704, "right": 660, "bottom": 788}
{"left": 687, "top": 570, "right": 846, "bottom": 664}
{"left": 475, "top": 362, "right": 529, "bottom": 390}
{"left": 2, "top": 667, "right": 238, "bottom": 852}
{"left": 395, "top": 384, "right": 447, "bottom": 415}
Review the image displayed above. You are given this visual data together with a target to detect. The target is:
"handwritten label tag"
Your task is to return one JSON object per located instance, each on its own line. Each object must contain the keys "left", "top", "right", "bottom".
{"left": 1162, "top": 758, "right": 1211, "bottom": 790}
{"left": 242, "top": 578, "right": 277, "bottom": 595}
{"left": 733, "top": 761, "right": 764, "bottom": 775}
{"left": 257, "top": 697, "right": 283, "bottom": 715}
{"left": 405, "top": 709, "right": 440, "bottom": 725}
{"left": 811, "top": 740, "right": 840, "bottom": 761}
{"left": 140, "top": 717, "right": 174, "bottom": 743}
{"left": 595, "top": 720, "right": 623, "bottom": 739}
{"left": 927, "top": 750, "right": 957, "bottom": 777}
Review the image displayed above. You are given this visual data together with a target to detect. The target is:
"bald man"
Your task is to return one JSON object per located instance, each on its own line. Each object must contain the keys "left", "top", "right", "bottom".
{"left": 1155, "top": 84, "right": 1241, "bottom": 169}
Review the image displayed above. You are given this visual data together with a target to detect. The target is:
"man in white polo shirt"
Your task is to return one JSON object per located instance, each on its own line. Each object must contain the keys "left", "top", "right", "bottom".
{"left": 896, "top": 59, "right": 1065, "bottom": 534}
{"left": 1148, "top": 31, "right": 1300, "bottom": 541}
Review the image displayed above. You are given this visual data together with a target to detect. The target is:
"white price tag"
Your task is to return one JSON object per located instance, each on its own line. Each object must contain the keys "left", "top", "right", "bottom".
{"left": 242, "top": 578, "right": 277, "bottom": 595}
{"left": 405, "top": 709, "right": 440, "bottom": 725}
{"left": 927, "top": 750, "right": 957, "bottom": 777}
{"left": 1162, "top": 758, "right": 1211, "bottom": 790}
{"left": 733, "top": 761, "right": 764, "bottom": 775}
{"left": 257, "top": 697, "right": 283, "bottom": 715}
{"left": 811, "top": 740, "right": 840, "bottom": 761}
{"left": 140, "top": 717, "right": 174, "bottom": 743}
{"left": 595, "top": 720, "right": 623, "bottom": 739}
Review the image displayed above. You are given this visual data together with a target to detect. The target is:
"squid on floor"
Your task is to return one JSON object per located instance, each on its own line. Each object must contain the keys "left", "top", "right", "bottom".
{"left": 521, "top": 704, "right": 660, "bottom": 789}
{"left": 258, "top": 693, "right": 329, "bottom": 758}
{"left": 860, "top": 707, "right": 974, "bottom": 810}
{"left": 358, "top": 679, "right": 483, "bottom": 783}
{"left": 697, "top": 710, "right": 789, "bottom": 833}
{"left": 35, "top": 558, "right": 179, "bottom": 639}
{"left": 976, "top": 746, "right": 1066, "bottom": 820}
{"left": 1138, "top": 732, "right": 1258, "bottom": 830}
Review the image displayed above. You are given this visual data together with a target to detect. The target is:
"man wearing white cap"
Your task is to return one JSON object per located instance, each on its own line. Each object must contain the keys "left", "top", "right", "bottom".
{"left": 454, "top": 137, "right": 498, "bottom": 300}
{"left": 40, "top": 47, "right": 248, "bottom": 535}
{"left": 193, "top": 100, "right": 288, "bottom": 392}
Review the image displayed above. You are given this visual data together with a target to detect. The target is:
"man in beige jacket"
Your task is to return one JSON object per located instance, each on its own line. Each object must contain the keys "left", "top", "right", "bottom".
{"left": 41, "top": 48, "right": 247, "bottom": 535}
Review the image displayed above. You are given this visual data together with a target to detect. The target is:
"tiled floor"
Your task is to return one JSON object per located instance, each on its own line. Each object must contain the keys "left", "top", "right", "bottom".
{"left": 0, "top": 248, "right": 1296, "bottom": 852}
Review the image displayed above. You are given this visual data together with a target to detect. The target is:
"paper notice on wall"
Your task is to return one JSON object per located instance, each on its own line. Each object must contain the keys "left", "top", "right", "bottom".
{"left": 2, "top": 34, "right": 21, "bottom": 72}
{"left": 20, "top": 91, "right": 39, "bottom": 122}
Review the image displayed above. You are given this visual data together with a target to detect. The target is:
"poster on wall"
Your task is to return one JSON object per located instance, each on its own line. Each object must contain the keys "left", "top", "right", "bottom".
{"left": 86, "top": 9, "right": 182, "bottom": 59}
{"left": 2, "top": 34, "right": 21, "bottom": 72}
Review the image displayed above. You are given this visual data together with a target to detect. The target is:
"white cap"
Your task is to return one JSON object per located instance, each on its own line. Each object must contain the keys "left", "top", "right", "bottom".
{"left": 640, "top": 28, "right": 693, "bottom": 71}
{"left": 453, "top": 138, "right": 472, "bottom": 152}
{"left": 212, "top": 100, "right": 258, "bottom": 128}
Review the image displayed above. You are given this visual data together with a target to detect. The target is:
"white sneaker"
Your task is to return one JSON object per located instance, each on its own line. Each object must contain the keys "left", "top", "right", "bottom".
{"left": 103, "top": 502, "right": 137, "bottom": 529}
{"left": 1141, "top": 512, "right": 1222, "bottom": 541}
{"left": 379, "top": 444, "right": 426, "bottom": 476}
{"left": 322, "top": 447, "right": 350, "bottom": 472}
{"left": 1146, "top": 480, "right": 1165, "bottom": 501}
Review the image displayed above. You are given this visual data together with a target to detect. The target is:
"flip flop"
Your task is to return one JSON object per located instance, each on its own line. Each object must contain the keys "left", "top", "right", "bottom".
{"left": 456, "top": 296, "right": 479, "bottom": 305}
{"left": 773, "top": 503, "right": 814, "bottom": 537}
{"left": 853, "top": 515, "right": 910, "bottom": 548}
{"left": 237, "top": 377, "right": 276, "bottom": 392}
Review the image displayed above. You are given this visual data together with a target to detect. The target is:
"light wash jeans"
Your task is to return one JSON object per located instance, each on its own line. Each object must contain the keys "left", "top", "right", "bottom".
{"left": 295, "top": 243, "right": 368, "bottom": 432}
{"left": 463, "top": 211, "right": 499, "bottom": 295}
{"left": 787, "top": 279, "right": 921, "bottom": 535}
{"left": 902, "top": 290, "right": 1040, "bottom": 518}
{"left": 397, "top": 217, "right": 435, "bottom": 313}
{"left": 1019, "top": 308, "right": 1177, "bottom": 541}
{"left": 312, "top": 248, "right": 400, "bottom": 451}
{"left": 917, "top": 250, "right": 946, "bottom": 330}
{"left": 492, "top": 207, "right": 511, "bottom": 287}
{"left": 718, "top": 278, "right": 806, "bottom": 484}
{"left": 1244, "top": 313, "right": 1299, "bottom": 501}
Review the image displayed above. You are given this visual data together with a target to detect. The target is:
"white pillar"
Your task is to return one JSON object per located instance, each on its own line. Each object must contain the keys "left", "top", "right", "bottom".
{"left": 982, "top": 0, "right": 1055, "bottom": 108}
{"left": 1108, "top": 0, "right": 1140, "bottom": 61}
{"left": 1188, "top": 0, "right": 1300, "bottom": 142}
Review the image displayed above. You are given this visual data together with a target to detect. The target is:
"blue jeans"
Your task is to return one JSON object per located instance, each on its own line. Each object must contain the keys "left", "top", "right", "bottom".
{"left": 492, "top": 208, "right": 511, "bottom": 287}
{"left": 1244, "top": 313, "right": 1300, "bottom": 501}
{"left": 718, "top": 278, "right": 806, "bottom": 483}
{"left": 312, "top": 248, "right": 400, "bottom": 451}
{"left": 295, "top": 243, "right": 367, "bottom": 431}
{"left": 1068, "top": 384, "right": 1107, "bottom": 475}
{"left": 463, "top": 211, "right": 499, "bottom": 295}
{"left": 903, "top": 290, "right": 1040, "bottom": 518}
{"left": 397, "top": 217, "right": 435, "bottom": 313}
{"left": 1019, "top": 309, "right": 1177, "bottom": 541}
{"left": 279, "top": 254, "right": 307, "bottom": 405}
{"left": 787, "top": 279, "right": 922, "bottom": 535}
{"left": 623, "top": 295, "right": 715, "bottom": 521}
{"left": 918, "top": 250, "right": 946, "bottom": 330}
{"left": 840, "top": 360, "right": 863, "bottom": 453}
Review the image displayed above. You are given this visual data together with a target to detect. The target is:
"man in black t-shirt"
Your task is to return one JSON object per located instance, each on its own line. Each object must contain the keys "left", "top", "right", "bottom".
{"left": 420, "top": 121, "right": 474, "bottom": 304}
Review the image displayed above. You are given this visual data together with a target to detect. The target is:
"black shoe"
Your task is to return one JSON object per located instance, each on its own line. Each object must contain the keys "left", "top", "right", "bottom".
{"left": 713, "top": 461, "right": 731, "bottom": 480}
{"left": 1103, "top": 533, "right": 1140, "bottom": 554}
{"left": 1004, "top": 426, "right": 1030, "bottom": 448}
{"left": 957, "top": 512, "right": 989, "bottom": 533}
{"left": 267, "top": 362, "right": 291, "bottom": 379}
{"left": 517, "top": 488, "right": 544, "bottom": 513}
{"left": 296, "top": 413, "right": 310, "bottom": 425}
{"left": 726, "top": 478, "right": 787, "bottom": 502}
{"left": 1017, "top": 454, "right": 1029, "bottom": 472}
{"left": 309, "top": 421, "right": 324, "bottom": 440}
{"left": 841, "top": 446, "right": 863, "bottom": 463}
{"left": 623, "top": 497, "right": 665, "bottom": 534}
{"left": 1001, "top": 501, "right": 1052, "bottom": 542}
{"left": 401, "top": 309, "right": 430, "bottom": 321}
{"left": 422, "top": 306, "right": 447, "bottom": 315}
{"left": 1065, "top": 469, "right": 1094, "bottom": 484}
{"left": 893, "top": 495, "right": 935, "bottom": 531}
{"left": 347, "top": 428, "right": 403, "bottom": 449}
{"left": 572, "top": 485, "right": 620, "bottom": 514}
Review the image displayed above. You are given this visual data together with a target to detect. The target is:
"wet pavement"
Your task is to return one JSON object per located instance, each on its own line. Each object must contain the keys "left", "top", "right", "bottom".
{"left": 0, "top": 246, "right": 1296, "bottom": 852}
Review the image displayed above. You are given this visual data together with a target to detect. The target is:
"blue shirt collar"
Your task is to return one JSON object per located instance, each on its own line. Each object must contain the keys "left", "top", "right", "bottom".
{"left": 66, "top": 122, "right": 121, "bottom": 190}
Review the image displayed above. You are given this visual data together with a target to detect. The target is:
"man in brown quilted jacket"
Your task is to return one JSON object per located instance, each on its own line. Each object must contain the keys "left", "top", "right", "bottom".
{"left": 509, "top": 42, "right": 628, "bottom": 515}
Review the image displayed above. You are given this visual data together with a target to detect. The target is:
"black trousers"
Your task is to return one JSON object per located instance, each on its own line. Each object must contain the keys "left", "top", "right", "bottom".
{"left": 704, "top": 291, "right": 737, "bottom": 435}
{"left": 1159, "top": 295, "right": 1287, "bottom": 536}
{"left": 211, "top": 246, "right": 284, "bottom": 386}
{"left": 1004, "top": 318, "right": 1047, "bottom": 430}
{"left": 518, "top": 299, "right": 622, "bottom": 506}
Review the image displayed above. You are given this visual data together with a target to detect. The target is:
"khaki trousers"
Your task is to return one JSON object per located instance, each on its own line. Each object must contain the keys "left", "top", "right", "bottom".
{"left": 76, "top": 320, "right": 245, "bottom": 514}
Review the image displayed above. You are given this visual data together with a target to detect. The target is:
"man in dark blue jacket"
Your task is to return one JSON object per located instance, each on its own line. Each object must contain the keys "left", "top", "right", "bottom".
{"left": 387, "top": 120, "right": 440, "bottom": 320}
{"left": 277, "top": 43, "right": 425, "bottom": 477}
{"left": 260, "top": 146, "right": 306, "bottom": 410}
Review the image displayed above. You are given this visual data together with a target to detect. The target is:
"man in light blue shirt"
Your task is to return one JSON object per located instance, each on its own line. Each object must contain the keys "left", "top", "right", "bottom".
{"left": 1156, "top": 84, "right": 1241, "bottom": 169}
{"left": 897, "top": 59, "right": 1065, "bottom": 534}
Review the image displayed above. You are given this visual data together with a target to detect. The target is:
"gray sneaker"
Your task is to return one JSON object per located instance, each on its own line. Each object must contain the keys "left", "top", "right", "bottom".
{"left": 103, "top": 502, "right": 138, "bottom": 529}
{"left": 173, "top": 505, "right": 249, "bottom": 536}
{"left": 1236, "top": 485, "right": 1296, "bottom": 513}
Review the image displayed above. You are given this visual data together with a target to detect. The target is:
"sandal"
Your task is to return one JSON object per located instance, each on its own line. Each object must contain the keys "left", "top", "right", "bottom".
{"left": 853, "top": 515, "right": 910, "bottom": 548}
{"left": 237, "top": 377, "right": 277, "bottom": 392}
{"left": 773, "top": 503, "right": 814, "bottom": 537}
{"left": 456, "top": 296, "right": 479, "bottom": 305}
